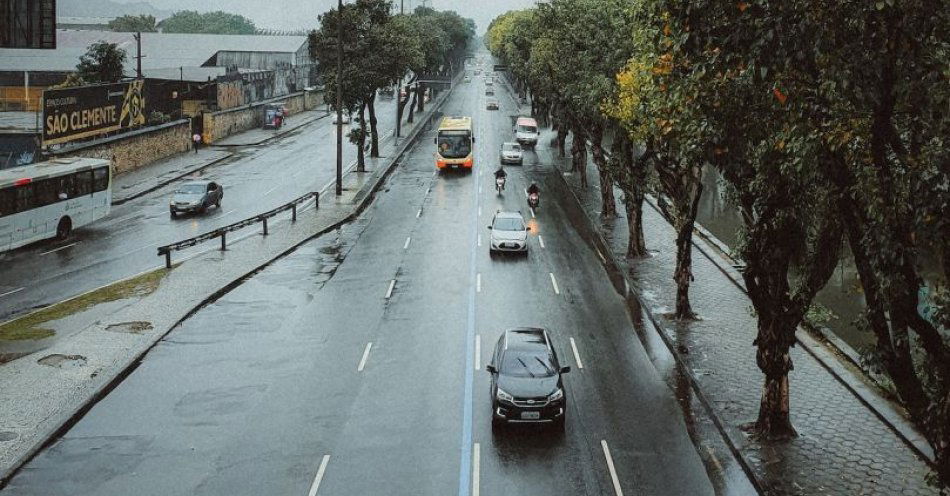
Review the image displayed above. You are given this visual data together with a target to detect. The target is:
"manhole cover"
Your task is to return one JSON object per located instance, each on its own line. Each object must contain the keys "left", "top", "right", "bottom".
{"left": 37, "top": 354, "right": 86, "bottom": 368}
{"left": 104, "top": 321, "right": 153, "bottom": 334}
{"left": 0, "top": 431, "right": 17, "bottom": 442}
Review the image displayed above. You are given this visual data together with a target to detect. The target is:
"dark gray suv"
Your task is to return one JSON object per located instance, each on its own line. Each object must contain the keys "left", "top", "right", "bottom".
{"left": 486, "top": 328, "right": 570, "bottom": 431}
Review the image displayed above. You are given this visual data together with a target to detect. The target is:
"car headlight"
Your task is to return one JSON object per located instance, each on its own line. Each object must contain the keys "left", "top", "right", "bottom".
{"left": 548, "top": 388, "right": 564, "bottom": 401}
{"left": 496, "top": 388, "right": 513, "bottom": 402}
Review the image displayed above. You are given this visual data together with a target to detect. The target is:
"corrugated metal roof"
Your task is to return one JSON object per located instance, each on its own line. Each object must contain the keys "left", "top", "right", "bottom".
{"left": 0, "top": 30, "right": 307, "bottom": 74}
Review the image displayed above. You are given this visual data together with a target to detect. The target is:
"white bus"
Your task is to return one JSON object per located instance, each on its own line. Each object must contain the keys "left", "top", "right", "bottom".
{"left": 0, "top": 157, "right": 112, "bottom": 253}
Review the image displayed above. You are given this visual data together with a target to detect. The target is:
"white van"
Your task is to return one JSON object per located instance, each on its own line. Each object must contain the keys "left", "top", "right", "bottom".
{"left": 514, "top": 117, "right": 539, "bottom": 148}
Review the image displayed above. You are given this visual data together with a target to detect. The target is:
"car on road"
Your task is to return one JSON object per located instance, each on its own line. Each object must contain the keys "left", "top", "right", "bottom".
{"left": 486, "top": 99, "right": 499, "bottom": 110}
{"left": 488, "top": 210, "right": 529, "bottom": 255}
{"left": 485, "top": 87, "right": 495, "bottom": 96}
{"left": 170, "top": 180, "right": 222, "bottom": 218}
{"left": 500, "top": 142, "right": 523, "bottom": 165}
{"left": 514, "top": 116, "right": 540, "bottom": 148}
{"left": 486, "top": 328, "right": 570, "bottom": 431}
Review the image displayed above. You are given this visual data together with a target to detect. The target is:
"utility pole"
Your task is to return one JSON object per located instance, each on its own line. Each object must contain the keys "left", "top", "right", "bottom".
{"left": 133, "top": 32, "right": 143, "bottom": 78}
{"left": 335, "top": 0, "right": 344, "bottom": 196}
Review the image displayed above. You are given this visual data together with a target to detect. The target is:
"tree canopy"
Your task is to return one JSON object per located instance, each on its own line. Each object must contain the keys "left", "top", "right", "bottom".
{"left": 108, "top": 14, "right": 157, "bottom": 32}
{"left": 158, "top": 10, "right": 257, "bottom": 34}
{"left": 76, "top": 41, "right": 126, "bottom": 84}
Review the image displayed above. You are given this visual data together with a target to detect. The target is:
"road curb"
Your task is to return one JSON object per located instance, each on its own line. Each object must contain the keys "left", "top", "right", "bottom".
{"left": 0, "top": 78, "right": 457, "bottom": 487}
{"left": 213, "top": 112, "right": 330, "bottom": 148}
{"left": 111, "top": 152, "right": 235, "bottom": 206}
{"left": 548, "top": 168, "right": 765, "bottom": 495}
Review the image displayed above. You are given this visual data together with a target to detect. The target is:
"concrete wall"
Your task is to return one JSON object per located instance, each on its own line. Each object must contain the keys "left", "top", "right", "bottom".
{"left": 202, "top": 90, "right": 322, "bottom": 143}
{"left": 51, "top": 120, "right": 190, "bottom": 174}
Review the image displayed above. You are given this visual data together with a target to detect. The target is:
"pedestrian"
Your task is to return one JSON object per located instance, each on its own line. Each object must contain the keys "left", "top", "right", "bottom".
{"left": 192, "top": 132, "right": 201, "bottom": 154}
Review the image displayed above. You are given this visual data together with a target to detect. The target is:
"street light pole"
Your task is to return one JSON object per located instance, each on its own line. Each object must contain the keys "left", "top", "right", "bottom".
{"left": 335, "top": 0, "right": 344, "bottom": 196}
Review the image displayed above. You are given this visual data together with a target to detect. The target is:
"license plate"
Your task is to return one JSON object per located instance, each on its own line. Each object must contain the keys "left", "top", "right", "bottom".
{"left": 521, "top": 411, "right": 540, "bottom": 420}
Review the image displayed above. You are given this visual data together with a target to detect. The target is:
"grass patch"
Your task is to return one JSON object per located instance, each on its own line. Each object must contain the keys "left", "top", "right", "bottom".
{"left": 0, "top": 269, "right": 168, "bottom": 342}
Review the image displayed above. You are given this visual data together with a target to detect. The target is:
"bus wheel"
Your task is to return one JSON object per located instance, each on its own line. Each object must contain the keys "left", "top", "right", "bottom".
{"left": 56, "top": 217, "right": 72, "bottom": 240}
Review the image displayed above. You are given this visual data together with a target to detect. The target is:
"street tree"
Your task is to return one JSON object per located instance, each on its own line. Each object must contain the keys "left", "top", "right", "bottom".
{"left": 108, "top": 14, "right": 157, "bottom": 32}
{"left": 76, "top": 41, "right": 127, "bottom": 84}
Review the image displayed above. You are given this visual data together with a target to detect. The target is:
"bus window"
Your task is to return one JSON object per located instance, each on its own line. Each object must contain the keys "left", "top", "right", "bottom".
{"left": 15, "top": 185, "right": 34, "bottom": 213}
{"left": 93, "top": 167, "right": 110, "bottom": 192}
{"left": 59, "top": 174, "right": 76, "bottom": 198}
{"left": 34, "top": 179, "right": 57, "bottom": 207}
{"left": 75, "top": 170, "right": 93, "bottom": 196}
{"left": 0, "top": 188, "right": 14, "bottom": 217}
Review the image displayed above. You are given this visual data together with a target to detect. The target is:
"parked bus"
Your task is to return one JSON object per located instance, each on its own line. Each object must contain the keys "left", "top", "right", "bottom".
{"left": 435, "top": 116, "right": 475, "bottom": 170}
{"left": 0, "top": 157, "right": 112, "bottom": 253}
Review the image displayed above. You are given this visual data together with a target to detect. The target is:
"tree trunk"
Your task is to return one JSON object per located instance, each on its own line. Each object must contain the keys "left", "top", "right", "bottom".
{"left": 672, "top": 216, "right": 696, "bottom": 319}
{"left": 590, "top": 126, "right": 616, "bottom": 217}
{"left": 557, "top": 127, "right": 568, "bottom": 158}
{"left": 417, "top": 83, "right": 425, "bottom": 112}
{"left": 755, "top": 371, "right": 797, "bottom": 440}
{"left": 616, "top": 136, "right": 647, "bottom": 257}
{"left": 357, "top": 103, "right": 366, "bottom": 172}
{"left": 570, "top": 127, "right": 588, "bottom": 188}
{"left": 368, "top": 94, "right": 379, "bottom": 158}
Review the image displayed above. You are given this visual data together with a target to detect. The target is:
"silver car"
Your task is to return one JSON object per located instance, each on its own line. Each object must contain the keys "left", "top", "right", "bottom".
{"left": 170, "top": 180, "right": 223, "bottom": 217}
{"left": 500, "top": 142, "right": 523, "bottom": 165}
{"left": 488, "top": 211, "right": 529, "bottom": 256}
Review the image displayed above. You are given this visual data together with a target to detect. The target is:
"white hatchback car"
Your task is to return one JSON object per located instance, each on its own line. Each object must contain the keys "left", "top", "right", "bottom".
{"left": 488, "top": 211, "right": 530, "bottom": 256}
{"left": 500, "top": 142, "right": 523, "bottom": 165}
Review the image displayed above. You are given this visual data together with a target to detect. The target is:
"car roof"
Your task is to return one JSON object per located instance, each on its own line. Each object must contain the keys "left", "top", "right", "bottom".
{"left": 503, "top": 328, "right": 550, "bottom": 351}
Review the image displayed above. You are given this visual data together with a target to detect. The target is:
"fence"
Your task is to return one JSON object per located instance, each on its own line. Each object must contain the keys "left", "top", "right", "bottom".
{"left": 157, "top": 191, "right": 318, "bottom": 268}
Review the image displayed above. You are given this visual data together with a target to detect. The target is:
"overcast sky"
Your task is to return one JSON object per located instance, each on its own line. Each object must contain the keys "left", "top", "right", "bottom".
{"left": 114, "top": 0, "right": 535, "bottom": 33}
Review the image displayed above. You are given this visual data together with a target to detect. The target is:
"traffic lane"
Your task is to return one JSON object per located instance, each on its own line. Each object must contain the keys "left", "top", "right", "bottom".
{"left": 1, "top": 85, "right": 472, "bottom": 495}
{"left": 0, "top": 98, "right": 400, "bottom": 321}
{"left": 0, "top": 204, "right": 404, "bottom": 495}
{"left": 470, "top": 92, "right": 715, "bottom": 494}
{"left": 311, "top": 87, "right": 478, "bottom": 495}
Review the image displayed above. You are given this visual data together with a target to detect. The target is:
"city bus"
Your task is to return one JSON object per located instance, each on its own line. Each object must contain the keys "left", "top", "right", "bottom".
{"left": 435, "top": 116, "right": 475, "bottom": 170}
{"left": 0, "top": 157, "right": 112, "bottom": 253}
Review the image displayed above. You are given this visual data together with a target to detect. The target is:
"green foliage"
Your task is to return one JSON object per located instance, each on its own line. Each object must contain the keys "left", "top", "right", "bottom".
{"left": 108, "top": 14, "right": 157, "bottom": 32}
{"left": 76, "top": 41, "right": 126, "bottom": 83}
{"left": 159, "top": 10, "right": 257, "bottom": 34}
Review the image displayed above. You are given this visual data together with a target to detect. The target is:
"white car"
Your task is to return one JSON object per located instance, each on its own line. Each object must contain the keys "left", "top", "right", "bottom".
{"left": 500, "top": 142, "right": 523, "bottom": 165}
{"left": 488, "top": 211, "right": 529, "bottom": 256}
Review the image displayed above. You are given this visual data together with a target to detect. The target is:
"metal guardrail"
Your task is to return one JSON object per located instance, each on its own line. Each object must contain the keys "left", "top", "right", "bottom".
{"left": 157, "top": 191, "right": 319, "bottom": 268}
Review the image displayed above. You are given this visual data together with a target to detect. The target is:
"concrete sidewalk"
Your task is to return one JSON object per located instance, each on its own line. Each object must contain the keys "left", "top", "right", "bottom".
{"left": 213, "top": 109, "right": 329, "bottom": 147}
{"left": 544, "top": 130, "right": 938, "bottom": 494}
{"left": 112, "top": 149, "right": 233, "bottom": 205}
{"left": 0, "top": 83, "right": 452, "bottom": 484}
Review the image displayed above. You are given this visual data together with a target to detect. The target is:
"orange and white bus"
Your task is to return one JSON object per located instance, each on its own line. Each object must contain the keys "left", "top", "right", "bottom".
{"left": 435, "top": 116, "right": 475, "bottom": 170}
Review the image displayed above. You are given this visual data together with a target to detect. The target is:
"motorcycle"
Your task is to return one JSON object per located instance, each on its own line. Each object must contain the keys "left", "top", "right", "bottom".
{"left": 496, "top": 176, "right": 506, "bottom": 194}
{"left": 527, "top": 191, "right": 540, "bottom": 209}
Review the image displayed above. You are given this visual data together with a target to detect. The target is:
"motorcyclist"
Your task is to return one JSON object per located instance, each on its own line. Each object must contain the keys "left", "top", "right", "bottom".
{"left": 494, "top": 166, "right": 507, "bottom": 190}
{"left": 527, "top": 182, "right": 540, "bottom": 196}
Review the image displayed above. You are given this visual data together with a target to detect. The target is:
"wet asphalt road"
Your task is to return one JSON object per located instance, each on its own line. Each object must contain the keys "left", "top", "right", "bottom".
{"left": 1, "top": 69, "right": 715, "bottom": 495}
{"left": 0, "top": 98, "right": 398, "bottom": 323}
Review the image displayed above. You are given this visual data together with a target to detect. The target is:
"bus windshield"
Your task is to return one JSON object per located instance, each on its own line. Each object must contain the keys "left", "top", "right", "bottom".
{"left": 517, "top": 124, "right": 538, "bottom": 134}
{"left": 437, "top": 132, "right": 472, "bottom": 159}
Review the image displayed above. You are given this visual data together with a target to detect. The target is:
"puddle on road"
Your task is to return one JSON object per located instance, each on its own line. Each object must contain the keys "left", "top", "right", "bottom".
{"left": 37, "top": 353, "right": 87, "bottom": 369}
{"left": 103, "top": 321, "right": 154, "bottom": 334}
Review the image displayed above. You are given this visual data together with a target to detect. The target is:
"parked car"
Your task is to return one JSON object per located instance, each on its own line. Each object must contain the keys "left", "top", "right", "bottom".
{"left": 485, "top": 87, "right": 495, "bottom": 96}
{"left": 500, "top": 142, "right": 523, "bottom": 165}
{"left": 486, "top": 99, "right": 499, "bottom": 110}
{"left": 488, "top": 210, "right": 529, "bottom": 255}
{"left": 170, "top": 180, "right": 222, "bottom": 217}
{"left": 486, "top": 328, "right": 570, "bottom": 431}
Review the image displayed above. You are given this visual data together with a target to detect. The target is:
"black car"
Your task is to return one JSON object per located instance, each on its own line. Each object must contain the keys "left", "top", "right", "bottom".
{"left": 486, "top": 328, "right": 570, "bottom": 431}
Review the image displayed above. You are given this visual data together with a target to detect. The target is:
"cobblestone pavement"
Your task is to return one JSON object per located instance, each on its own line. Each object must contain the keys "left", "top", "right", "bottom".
{"left": 546, "top": 133, "right": 938, "bottom": 495}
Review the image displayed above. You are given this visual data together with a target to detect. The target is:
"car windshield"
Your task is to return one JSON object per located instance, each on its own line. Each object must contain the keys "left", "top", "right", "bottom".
{"left": 503, "top": 143, "right": 521, "bottom": 152}
{"left": 437, "top": 133, "right": 472, "bottom": 159}
{"left": 517, "top": 124, "right": 538, "bottom": 134}
{"left": 493, "top": 217, "right": 525, "bottom": 231}
{"left": 176, "top": 184, "right": 205, "bottom": 194}
{"left": 501, "top": 351, "right": 556, "bottom": 378}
